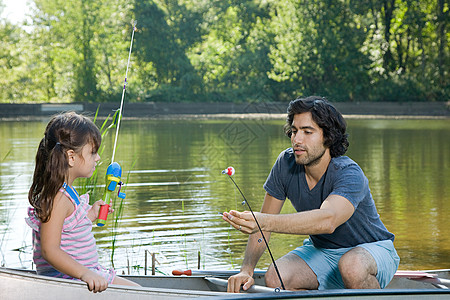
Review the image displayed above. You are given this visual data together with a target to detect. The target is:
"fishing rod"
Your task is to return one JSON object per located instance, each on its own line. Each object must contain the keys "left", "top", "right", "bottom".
{"left": 111, "top": 20, "right": 137, "bottom": 164}
{"left": 222, "top": 166, "right": 285, "bottom": 291}
{"left": 97, "top": 21, "right": 137, "bottom": 227}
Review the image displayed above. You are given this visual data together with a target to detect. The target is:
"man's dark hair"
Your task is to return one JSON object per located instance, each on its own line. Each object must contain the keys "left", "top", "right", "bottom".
{"left": 284, "top": 96, "right": 349, "bottom": 157}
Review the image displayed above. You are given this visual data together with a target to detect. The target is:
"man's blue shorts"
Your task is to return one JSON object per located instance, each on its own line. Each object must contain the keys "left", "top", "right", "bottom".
{"left": 290, "top": 239, "right": 400, "bottom": 289}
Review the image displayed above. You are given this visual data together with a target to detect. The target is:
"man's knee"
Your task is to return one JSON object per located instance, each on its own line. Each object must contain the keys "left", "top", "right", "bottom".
{"left": 264, "top": 264, "right": 280, "bottom": 288}
{"left": 339, "top": 247, "right": 379, "bottom": 289}
{"left": 265, "top": 255, "right": 319, "bottom": 290}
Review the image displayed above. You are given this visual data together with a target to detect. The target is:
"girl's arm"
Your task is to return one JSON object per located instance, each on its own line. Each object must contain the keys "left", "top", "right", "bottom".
{"left": 40, "top": 193, "right": 108, "bottom": 293}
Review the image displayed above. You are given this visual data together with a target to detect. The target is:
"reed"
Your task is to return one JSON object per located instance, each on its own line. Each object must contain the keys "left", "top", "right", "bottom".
{"left": 74, "top": 107, "right": 136, "bottom": 267}
{"left": 110, "top": 156, "right": 137, "bottom": 267}
{"left": 227, "top": 226, "right": 236, "bottom": 269}
{"left": 0, "top": 150, "right": 12, "bottom": 266}
{"left": 77, "top": 107, "right": 117, "bottom": 199}
{"left": 181, "top": 198, "right": 189, "bottom": 268}
{"left": 0, "top": 150, "right": 12, "bottom": 194}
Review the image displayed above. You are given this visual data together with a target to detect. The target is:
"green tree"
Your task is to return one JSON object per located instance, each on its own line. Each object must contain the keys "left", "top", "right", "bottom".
{"left": 267, "top": 0, "right": 371, "bottom": 101}
{"left": 189, "top": 0, "right": 276, "bottom": 101}
{"left": 353, "top": 0, "right": 448, "bottom": 101}
{"left": 435, "top": 0, "right": 448, "bottom": 98}
{"left": 1, "top": 0, "right": 447, "bottom": 103}
{"left": 0, "top": 15, "right": 50, "bottom": 102}
{"left": 133, "top": 0, "right": 204, "bottom": 101}
{"left": 30, "top": 0, "right": 132, "bottom": 102}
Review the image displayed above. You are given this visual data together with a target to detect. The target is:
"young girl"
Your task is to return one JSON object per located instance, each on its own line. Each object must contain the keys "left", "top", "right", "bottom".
{"left": 26, "top": 112, "right": 139, "bottom": 293}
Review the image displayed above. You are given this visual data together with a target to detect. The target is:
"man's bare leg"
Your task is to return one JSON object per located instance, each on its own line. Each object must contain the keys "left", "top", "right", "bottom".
{"left": 265, "top": 252, "right": 319, "bottom": 290}
{"left": 339, "top": 247, "right": 380, "bottom": 289}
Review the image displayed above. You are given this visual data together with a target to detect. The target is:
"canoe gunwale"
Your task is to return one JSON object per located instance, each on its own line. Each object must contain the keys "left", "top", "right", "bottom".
{"left": 0, "top": 267, "right": 227, "bottom": 298}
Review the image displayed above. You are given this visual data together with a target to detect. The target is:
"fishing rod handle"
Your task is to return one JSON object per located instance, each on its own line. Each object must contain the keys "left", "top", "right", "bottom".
{"left": 97, "top": 162, "right": 122, "bottom": 227}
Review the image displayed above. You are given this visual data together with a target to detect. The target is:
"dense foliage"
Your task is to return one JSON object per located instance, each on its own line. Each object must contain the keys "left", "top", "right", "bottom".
{"left": 0, "top": 0, "right": 448, "bottom": 103}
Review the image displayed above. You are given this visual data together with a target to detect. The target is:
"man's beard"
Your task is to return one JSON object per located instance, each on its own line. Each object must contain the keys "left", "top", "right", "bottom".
{"left": 294, "top": 147, "right": 326, "bottom": 167}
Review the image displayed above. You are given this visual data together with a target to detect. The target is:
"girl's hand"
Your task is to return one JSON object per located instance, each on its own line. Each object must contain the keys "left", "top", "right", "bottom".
{"left": 80, "top": 269, "right": 108, "bottom": 293}
{"left": 92, "top": 200, "right": 114, "bottom": 215}
{"left": 88, "top": 200, "right": 114, "bottom": 222}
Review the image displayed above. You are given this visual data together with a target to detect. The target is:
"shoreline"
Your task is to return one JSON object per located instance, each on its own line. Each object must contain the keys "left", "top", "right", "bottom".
{"left": 1, "top": 113, "right": 449, "bottom": 122}
{"left": 0, "top": 101, "right": 448, "bottom": 120}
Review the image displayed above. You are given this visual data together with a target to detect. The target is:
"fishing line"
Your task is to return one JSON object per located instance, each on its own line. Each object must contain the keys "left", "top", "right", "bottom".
{"left": 111, "top": 21, "right": 137, "bottom": 164}
{"left": 222, "top": 167, "right": 286, "bottom": 291}
{"left": 97, "top": 21, "right": 137, "bottom": 227}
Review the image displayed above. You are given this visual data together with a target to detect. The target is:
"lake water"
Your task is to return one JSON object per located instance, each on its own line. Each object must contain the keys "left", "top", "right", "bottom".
{"left": 0, "top": 116, "right": 449, "bottom": 275}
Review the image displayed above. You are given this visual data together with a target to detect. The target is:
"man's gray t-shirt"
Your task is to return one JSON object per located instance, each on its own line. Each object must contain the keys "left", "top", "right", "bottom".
{"left": 263, "top": 148, "right": 394, "bottom": 249}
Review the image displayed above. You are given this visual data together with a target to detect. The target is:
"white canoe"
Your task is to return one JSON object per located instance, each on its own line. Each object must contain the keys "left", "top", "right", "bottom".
{"left": 1, "top": 267, "right": 449, "bottom": 299}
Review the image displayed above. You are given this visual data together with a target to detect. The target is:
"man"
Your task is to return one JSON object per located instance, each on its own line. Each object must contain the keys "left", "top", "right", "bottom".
{"left": 222, "top": 96, "right": 400, "bottom": 292}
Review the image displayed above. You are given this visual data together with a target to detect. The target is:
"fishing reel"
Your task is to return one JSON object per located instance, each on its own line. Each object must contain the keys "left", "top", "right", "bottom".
{"left": 97, "top": 162, "right": 126, "bottom": 227}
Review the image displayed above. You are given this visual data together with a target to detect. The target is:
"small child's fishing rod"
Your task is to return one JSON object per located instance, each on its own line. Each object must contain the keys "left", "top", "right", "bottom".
{"left": 111, "top": 20, "right": 137, "bottom": 164}
{"left": 222, "top": 166, "right": 286, "bottom": 291}
{"left": 97, "top": 21, "right": 136, "bottom": 227}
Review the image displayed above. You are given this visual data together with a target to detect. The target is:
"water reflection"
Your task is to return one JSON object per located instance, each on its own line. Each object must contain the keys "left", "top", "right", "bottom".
{"left": 0, "top": 118, "right": 449, "bottom": 274}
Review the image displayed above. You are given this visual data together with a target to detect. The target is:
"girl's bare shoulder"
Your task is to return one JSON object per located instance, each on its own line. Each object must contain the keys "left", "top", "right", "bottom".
{"left": 52, "top": 191, "right": 76, "bottom": 219}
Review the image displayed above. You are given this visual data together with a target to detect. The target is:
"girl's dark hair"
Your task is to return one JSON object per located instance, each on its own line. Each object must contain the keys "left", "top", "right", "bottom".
{"left": 284, "top": 96, "right": 349, "bottom": 157}
{"left": 28, "top": 112, "right": 101, "bottom": 222}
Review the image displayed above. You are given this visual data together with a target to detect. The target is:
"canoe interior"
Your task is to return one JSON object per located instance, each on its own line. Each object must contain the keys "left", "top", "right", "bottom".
{"left": 123, "top": 269, "right": 450, "bottom": 291}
